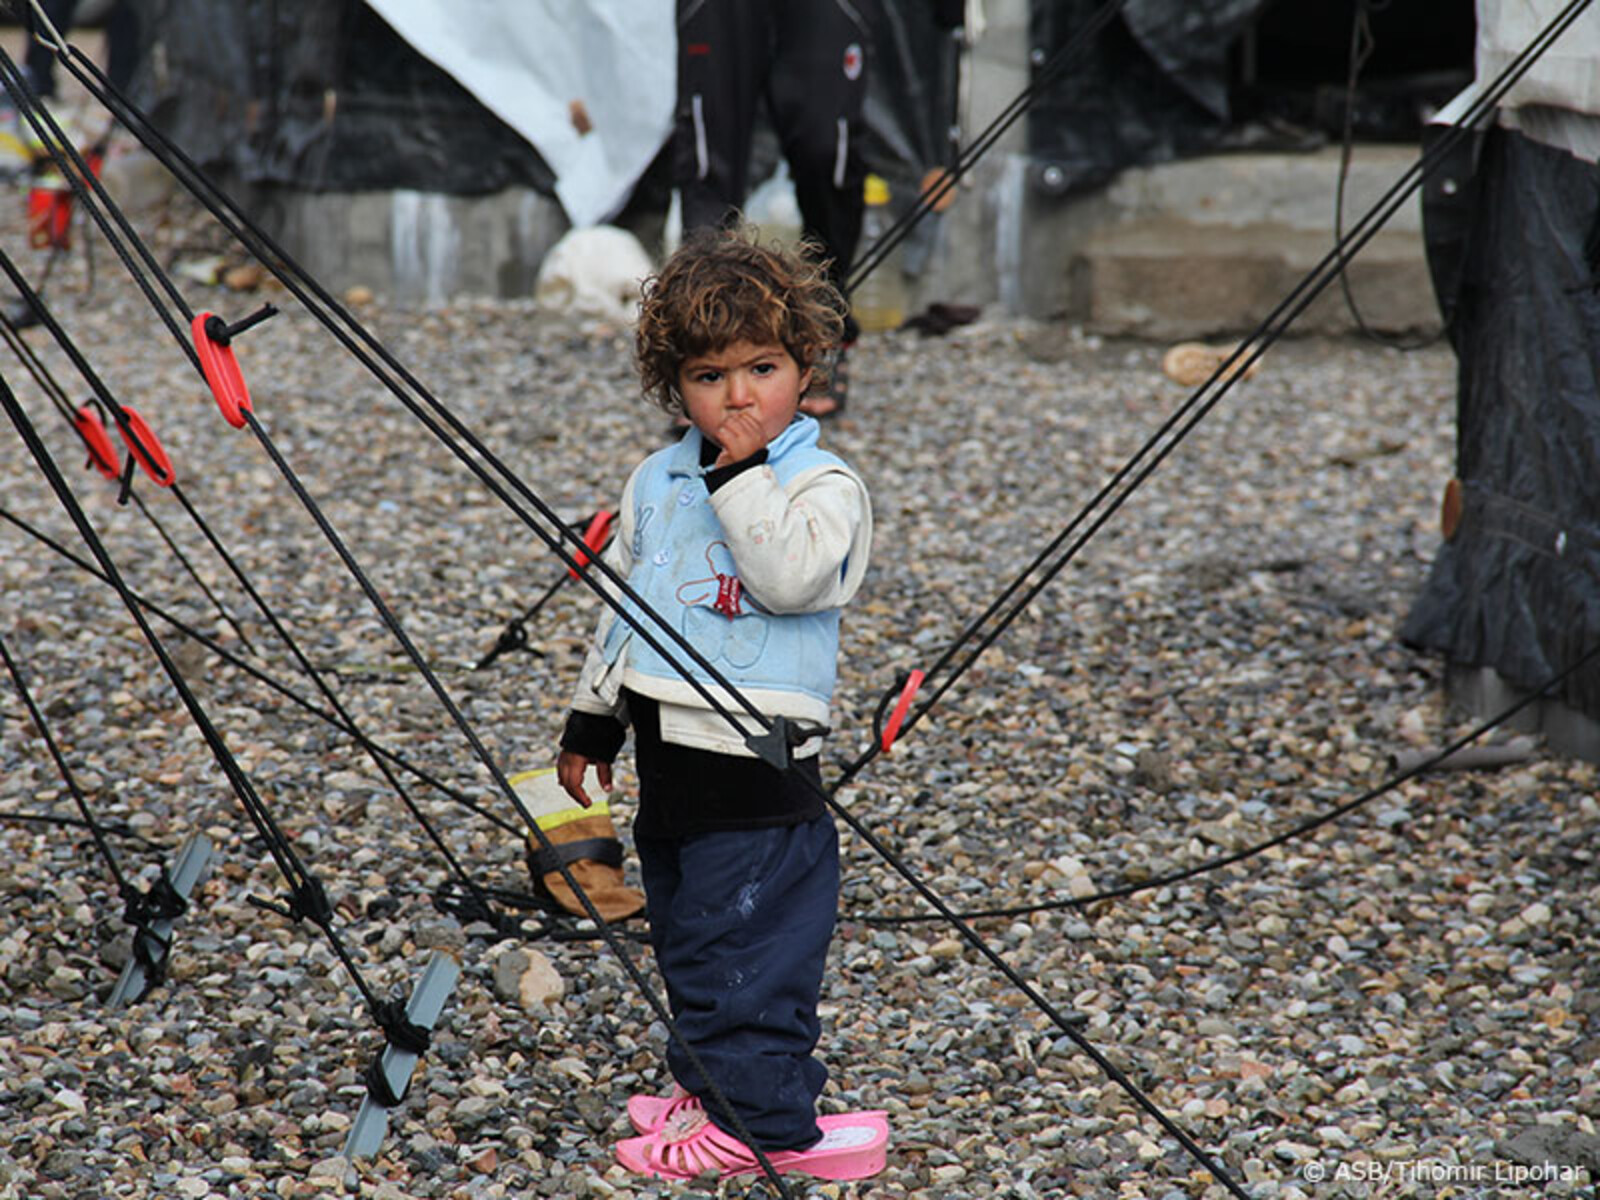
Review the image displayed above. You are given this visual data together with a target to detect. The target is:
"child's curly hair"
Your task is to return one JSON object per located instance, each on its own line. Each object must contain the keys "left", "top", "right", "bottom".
{"left": 635, "top": 224, "right": 846, "bottom": 413}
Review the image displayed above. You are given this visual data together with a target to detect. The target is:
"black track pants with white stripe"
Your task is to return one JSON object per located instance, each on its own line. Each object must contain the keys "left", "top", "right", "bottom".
{"left": 674, "top": 0, "right": 873, "bottom": 310}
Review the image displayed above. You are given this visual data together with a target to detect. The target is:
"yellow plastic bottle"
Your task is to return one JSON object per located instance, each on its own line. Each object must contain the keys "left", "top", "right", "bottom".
{"left": 852, "top": 173, "right": 906, "bottom": 333}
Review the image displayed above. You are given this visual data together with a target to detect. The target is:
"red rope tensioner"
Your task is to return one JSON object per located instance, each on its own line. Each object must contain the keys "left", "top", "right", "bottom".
{"left": 567, "top": 510, "right": 616, "bottom": 580}
{"left": 879, "top": 668, "right": 926, "bottom": 753}
{"left": 192, "top": 304, "right": 277, "bottom": 428}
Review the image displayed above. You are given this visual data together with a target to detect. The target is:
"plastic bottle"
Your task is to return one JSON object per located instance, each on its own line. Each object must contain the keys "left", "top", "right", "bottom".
{"left": 852, "top": 173, "right": 906, "bottom": 333}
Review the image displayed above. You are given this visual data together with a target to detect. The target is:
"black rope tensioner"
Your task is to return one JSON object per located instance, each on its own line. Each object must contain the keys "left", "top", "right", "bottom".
{"left": 120, "top": 870, "right": 189, "bottom": 998}
{"left": 364, "top": 998, "right": 435, "bottom": 1107}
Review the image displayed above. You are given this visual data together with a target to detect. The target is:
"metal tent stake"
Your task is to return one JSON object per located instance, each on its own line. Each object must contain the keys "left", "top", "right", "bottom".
{"left": 345, "top": 952, "right": 460, "bottom": 1159}
{"left": 107, "top": 832, "right": 213, "bottom": 1008}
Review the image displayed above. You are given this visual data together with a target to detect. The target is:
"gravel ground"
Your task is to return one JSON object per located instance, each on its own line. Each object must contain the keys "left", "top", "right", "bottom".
{"left": 1, "top": 166, "right": 1598, "bottom": 1200}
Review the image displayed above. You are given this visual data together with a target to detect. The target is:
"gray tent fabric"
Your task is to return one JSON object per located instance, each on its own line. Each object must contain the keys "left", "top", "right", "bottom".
{"left": 1121, "top": 0, "right": 1263, "bottom": 121}
{"left": 126, "top": 0, "right": 556, "bottom": 196}
{"left": 1025, "top": 0, "right": 1270, "bottom": 196}
{"left": 1400, "top": 124, "right": 1600, "bottom": 716}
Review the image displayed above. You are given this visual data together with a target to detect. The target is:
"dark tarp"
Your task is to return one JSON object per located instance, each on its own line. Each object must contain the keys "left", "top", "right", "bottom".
{"left": 1401, "top": 124, "right": 1600, "bottom": 717}
{"left": 125, "top": 0, "right": 556, "bottom": 195}
{"left": 124, "top": 0, "right": 953, "bottom": 209}
{"left": 1025, "top": 0, "right": 1269, "bottom": 196}
{"left": 860, "top": 0, "right": 963, "bottom": 192}
{"left": 1024, "top": 0, "right": 1475, "bottom": 198}
{"left": 1239, "top": 1, "right": 1475, "bottom": 144}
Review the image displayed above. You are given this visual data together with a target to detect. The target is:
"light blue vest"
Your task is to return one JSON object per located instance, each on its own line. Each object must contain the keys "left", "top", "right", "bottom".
{"left": 601, "top": 417, "right": 848, "bottom": 708}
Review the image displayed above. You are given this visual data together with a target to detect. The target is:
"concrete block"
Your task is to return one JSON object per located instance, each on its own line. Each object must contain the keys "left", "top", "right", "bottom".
{"left": 258, "top": 185, "right": 569, "bottom": 305}
{"left": 1103, "top": 147, "right": 1425, "bottom": 235}
{"left": 1070, "top": 218, "right": 1437, "bottom": 340}
{"left": 997, "top": 144, "right": 1439, "bottom": 333}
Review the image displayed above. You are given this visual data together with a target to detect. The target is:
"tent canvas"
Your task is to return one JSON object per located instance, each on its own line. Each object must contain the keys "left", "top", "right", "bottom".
{"left": 360, "top": 0, "right": 675, "bottom": 227}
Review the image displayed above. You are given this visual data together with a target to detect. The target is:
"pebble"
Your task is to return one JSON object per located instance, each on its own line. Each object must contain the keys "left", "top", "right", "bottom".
{"left": 0, "top": 164, "right": 1595, "bottom": 1200}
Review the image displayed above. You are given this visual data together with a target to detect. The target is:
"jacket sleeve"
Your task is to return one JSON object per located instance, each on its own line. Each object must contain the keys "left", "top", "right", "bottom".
{"left": 570, "top": 469, "right": 639, "bottom": 719}
{"left": 707, "top": 463, "right": 872, "bottom": 613}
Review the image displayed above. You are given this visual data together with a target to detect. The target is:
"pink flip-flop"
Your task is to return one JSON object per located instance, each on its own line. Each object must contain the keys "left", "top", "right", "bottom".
{"left": 615, "top": 1097, "right": 889, "bottom": 1182}
{"left": 625, "top": 1084, "right": 690, "bottom": 1135}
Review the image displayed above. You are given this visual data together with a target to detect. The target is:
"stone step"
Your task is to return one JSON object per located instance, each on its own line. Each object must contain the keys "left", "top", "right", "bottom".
{"left": 987, "top": 145, "right": 1444, "bottom": 339}
{"left": 1070, "top": 216, "right": 1436, "bottom": 340}
{"left": 1101, "top": 146, "right": 1425, "bottom": 236}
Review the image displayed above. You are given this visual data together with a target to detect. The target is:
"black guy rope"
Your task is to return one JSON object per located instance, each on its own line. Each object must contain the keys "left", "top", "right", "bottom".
{"left": 0, "top": 369, "right": 396, "bottom": 1029}
{"left": 0, "top": 809, "right": 146, "bottom": 842}
{"left": 826, "top": 0, "right": 1596, "bottom": 802}
{"left": 34, "top": 38, "right": 1226, "bottom": 1194}
{"left": 128, "top": 489, "right": 259, "bottom": 655}
{"left": 474, "top": 513, "right": 614, "bottom": 672}
{"left": 860, "top": 640, "right": 1600, "bottom": 925}
{"left": 0, "top": 503, "right": 522, "bottom": 839}
{"left": 1332, "top": 0, "right": 1447, "bottom": 353}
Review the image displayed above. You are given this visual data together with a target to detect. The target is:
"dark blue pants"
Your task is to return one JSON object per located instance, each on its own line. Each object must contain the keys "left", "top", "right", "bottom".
{"left": 636, "top": 814, "right": 839, "bottom": 1151}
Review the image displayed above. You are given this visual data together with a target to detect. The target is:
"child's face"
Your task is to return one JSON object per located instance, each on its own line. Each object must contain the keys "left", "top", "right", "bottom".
{"left": 678, "top": 340, "right": 813, "bottom": 455}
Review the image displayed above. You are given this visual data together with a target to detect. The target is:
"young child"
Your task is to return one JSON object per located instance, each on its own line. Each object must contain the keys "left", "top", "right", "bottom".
{"left": 555, "top": 226, "right": 887, "bottom": 1181}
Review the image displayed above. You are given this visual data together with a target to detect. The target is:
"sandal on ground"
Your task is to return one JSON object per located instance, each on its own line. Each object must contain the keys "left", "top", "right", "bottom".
{"left": 614, "top": 1096, "right": 889, "bottom": 1181}
{"left": 799, "top": 341, "right": 852, "bottom": 420}
{"left": 524, "top": 832, "right": 645, "bottom": 923}
{"left": 626, "top": 1084, "right": 691, "bottom": 1135}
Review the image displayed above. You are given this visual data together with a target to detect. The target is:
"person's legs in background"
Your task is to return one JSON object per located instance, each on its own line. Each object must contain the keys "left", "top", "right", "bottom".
{"left": 671, "top": 0, "right": 870, "bottom": 418}
{"left": 23, "top": 0, "right": 83, "bottom": 98}
{"left": 103, "top": 1, "right": 139, "bottom": 93}
{"left": 769, "top": 0, "right": 873, "bottom": 415}
{"left": 768, "top": 0, "right": 872, "bottom": 342}
{"left": 673, "top": 0, "right": 771, "bottom": 234}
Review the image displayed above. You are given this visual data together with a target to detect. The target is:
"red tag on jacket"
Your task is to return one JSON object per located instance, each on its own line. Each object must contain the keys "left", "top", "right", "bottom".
{"left": 714, "top": 574, "right": 743, "bottom": 618}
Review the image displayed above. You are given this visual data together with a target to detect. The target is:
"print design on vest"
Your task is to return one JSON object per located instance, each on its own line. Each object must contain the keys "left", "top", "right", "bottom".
{"left": 677, "top": 542, "right": 769, "bottom": 669}
{"left": 676, "top": 541, "right": 747, "bottom": 618}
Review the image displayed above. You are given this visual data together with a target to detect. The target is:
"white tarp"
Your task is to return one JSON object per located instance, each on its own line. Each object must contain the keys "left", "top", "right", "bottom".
{"left": 1477, "top": 0, "right": 1600, "bottom": 117}
{"left": 361, "top": 0, "right": 675, "bottom": 227}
